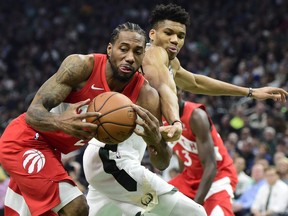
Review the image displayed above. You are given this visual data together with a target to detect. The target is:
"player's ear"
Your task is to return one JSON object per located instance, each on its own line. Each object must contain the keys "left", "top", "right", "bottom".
{"left": 149, "top": 29, "right": 156, "bottom": 41}
{"left": 107, "top": 43, "right": 112, "bottom": 57}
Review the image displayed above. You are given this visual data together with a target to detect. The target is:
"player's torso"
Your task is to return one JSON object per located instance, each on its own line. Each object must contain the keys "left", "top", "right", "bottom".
{"left": 169, "top": 102, "right": 235, "bottom": 180}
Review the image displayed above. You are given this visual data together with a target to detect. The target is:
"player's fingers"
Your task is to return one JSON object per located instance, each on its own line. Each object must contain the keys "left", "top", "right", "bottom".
{"left": 167, "top": 127, "right": 176, "bottom": 138}
{"left": 80, "top": 111, "right": 102, "bottom": 118}
{"left": 131, "top": 104, "right": 158, "bottom": 122}
{"left": 70, "top": 99, "right": 91, "bottom": 109}
{"left": 159, "top": 126, "right": 172, "bottom": 133}
{"left": 135, "top": 118, "right": 153, "bottom": 133}
{"left": 272, "top": 93, "right": 286, "bottom": 102}
{"left": 280, "top": 92, "right": 287, "bottom": 102}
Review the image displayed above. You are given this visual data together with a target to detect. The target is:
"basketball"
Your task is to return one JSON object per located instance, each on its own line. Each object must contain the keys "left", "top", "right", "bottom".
{"left": 86, "top": 92, "right": 137, "bottom": 144}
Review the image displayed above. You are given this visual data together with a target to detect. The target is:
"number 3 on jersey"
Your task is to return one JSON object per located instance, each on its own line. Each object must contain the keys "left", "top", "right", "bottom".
{"left": 175, "top": 149, "right": 192, "bottom": 167}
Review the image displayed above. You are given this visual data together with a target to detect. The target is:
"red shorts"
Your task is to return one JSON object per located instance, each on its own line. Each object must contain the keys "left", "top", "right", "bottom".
{"left": 0, "top": 116, "right": 74, "bottom": 215}
{"left": 204, "top": 190, "right": 234, "bottom": 216}
{"left": 169, "top": 171, "right": 235, "bottom": 216}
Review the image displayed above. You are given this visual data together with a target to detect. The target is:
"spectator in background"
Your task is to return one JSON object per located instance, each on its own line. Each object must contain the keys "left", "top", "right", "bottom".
{"left": 255, "top": 158, "right": 270, "bottom": 171}
{"left": 254, "top": 143, "right": 273, "bottom": 165}
{"left": 248, "top": 101, "right": 268, "bottom": 136}
{"left": 234, "top": 157, "right": 253, "bottom": 199}
{"left": 225, "top": 132, "right": 239, "bottom": 158}
{"left": 251, "top": 166, "right": 288, "bottom": 216}
{"left": 275, "top": 157, "right": 288, "bottom": 185}
{"left": 261, "top": 126, "right": 277, "bottom": 156}
{"left": 273, "top": 151, "right": 286, "bottom": 165}
{"left": 233, "top": 163, "right": 266, "bottom": 216}
{"left": 236, "top": 139, "right": 255, "bottom": 174}
{"left": 229, "top": 106, "right": 247, "bottom": 134}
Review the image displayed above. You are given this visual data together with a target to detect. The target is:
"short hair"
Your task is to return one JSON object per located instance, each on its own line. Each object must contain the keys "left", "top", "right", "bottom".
{"left": 109, "top": 22, "right": 147, "bottom": 45}
{"left": 149, "top": 4, "right": 190, "bottom": 28}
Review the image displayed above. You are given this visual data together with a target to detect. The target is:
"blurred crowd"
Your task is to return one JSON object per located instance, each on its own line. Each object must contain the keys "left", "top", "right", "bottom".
{"left": 0, "top": 0, "right": 288, "bottom": 215}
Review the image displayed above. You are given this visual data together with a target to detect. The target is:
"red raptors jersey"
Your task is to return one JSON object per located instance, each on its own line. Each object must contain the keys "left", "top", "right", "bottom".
{"left": 169, "top": 102, "right": 237, "bottom": 198}
{"left": 7, "top": 54, "right": 145, "bottom": 154}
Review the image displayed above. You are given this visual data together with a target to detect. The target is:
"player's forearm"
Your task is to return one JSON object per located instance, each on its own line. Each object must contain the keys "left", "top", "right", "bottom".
{"left": 161, "top": 95, "right": 180, "bottom": 124}
{"left": 194, "top": 165, "right": 216, "bottom": 204}
{"left": 188, "top": 74, "right": 249, "bottom": 96}
{"left": 158, "top": 85, "right": 180, "bottom": 124}
{"left": 148, "top": 138, "right": 172, "bottom": 171}
{"left": 26, "top": 105, "right": 60, "bottom": 131}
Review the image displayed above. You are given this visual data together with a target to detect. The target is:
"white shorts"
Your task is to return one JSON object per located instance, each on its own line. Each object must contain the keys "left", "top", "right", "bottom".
{"left": 83, "top": 143, "right": 206, "bottom": 216}
{"left": 86, "top": 186, "right": 206, "bottom": 216}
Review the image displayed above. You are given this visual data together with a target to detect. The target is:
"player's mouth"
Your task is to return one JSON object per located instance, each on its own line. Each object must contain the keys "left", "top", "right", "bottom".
{"left": 119, "top": 65, "right": 134, "bottom": 73}
{"left": 168, "top": 47, "right": 178, "bottom": 53}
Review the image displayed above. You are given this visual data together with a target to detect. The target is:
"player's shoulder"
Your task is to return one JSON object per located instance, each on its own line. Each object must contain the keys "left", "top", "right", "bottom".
{"left": 58, "top": 54, "right": 94, "bottom": 82}
{"left": 65, "top": 53, "right": 94, "bottom": 63}
{"left": 145, "top": 45, "right": 169, "bottom": 63}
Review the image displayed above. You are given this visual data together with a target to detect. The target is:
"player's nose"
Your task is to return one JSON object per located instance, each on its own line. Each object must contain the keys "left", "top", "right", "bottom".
{"left": 125, "top": 50, "right": 135, "bottom": 64}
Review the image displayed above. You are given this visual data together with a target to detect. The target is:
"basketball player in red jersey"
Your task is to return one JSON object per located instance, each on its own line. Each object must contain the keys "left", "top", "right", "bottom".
{"left": 143, "top": 4, "right": 288, "bottom": 139}
{"left": 167, "top": 88, "right": 238, "bottom": 216}
{"left": 0, "top": 22, "right": 174, "bottom": 216}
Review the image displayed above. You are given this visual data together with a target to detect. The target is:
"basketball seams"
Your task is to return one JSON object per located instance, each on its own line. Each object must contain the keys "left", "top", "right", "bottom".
{"left": 95, "top": 92, "right": 119, "bottom": 112}
{"left": 98, "top": 105, "right": 135, "bottom": 118}
{"left": 98, "top": 125, "right": 123, "bottom": 143}
{"left": 90, "top": 105, "right": 135, "bottom": 124}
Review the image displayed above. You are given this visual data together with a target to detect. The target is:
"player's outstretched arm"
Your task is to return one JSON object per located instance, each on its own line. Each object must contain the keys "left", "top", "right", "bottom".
{"left": 175, "top": 66, "right": 288, "bottom": 102}
{"left": 26, "top": 54, "right": 100, "bottom": 140}
{"left": 143, "top": 47, "right": 182, "bottom": 141}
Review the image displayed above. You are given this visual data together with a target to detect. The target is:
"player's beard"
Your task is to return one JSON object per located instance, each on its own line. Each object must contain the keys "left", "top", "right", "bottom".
{"left": 108, "top": 57, "right": 136, "bottom": 83}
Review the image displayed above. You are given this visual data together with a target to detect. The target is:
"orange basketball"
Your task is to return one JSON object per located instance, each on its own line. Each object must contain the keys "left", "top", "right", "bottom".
{"left": 86, "top": 92, "right": 137, "bottom": 144}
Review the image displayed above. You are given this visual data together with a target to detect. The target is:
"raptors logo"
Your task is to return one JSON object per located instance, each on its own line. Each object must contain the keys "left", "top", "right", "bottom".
{"left": 22, "top": 149, "right": 46, "bottom": 174}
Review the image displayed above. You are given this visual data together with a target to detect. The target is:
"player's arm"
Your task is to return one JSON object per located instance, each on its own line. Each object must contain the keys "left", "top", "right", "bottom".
{"left": 26, "top": 54, "right": 100, "bottom": 140}
{"left": 175, "top": 64, "right": 287, "bottom": 102}
{"left": 143, "top": 47, "right": 182, "bottom": 141}
{"left": 134, "top": 82, "right": 172, "bottom": 170}
{"left": 190, "top": 108, "right": 217, "bottom": 205}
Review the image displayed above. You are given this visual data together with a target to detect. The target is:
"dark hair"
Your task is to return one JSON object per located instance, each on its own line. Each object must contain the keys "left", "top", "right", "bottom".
{"left": 149, "top": 4, "right": 190, "bottom": 28}
{"left": 110, "top": 22, "right": 147, "bottom": 44}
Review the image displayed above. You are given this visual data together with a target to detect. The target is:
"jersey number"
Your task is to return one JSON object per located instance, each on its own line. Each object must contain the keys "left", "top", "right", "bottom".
{"left": 175, "top": 149, "right": 192, "bottom": 166}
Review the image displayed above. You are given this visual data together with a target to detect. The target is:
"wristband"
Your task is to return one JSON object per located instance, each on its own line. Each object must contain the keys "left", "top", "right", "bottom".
{"left": 171, "top": 120, "right": 183, "bottom": 129}
{"left": 247, "top": 87, "right": 253, "bottom": 98}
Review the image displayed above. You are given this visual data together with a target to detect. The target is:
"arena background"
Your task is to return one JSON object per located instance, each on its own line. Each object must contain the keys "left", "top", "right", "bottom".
{"left": 0, "top": 0, "right": 288, "bottom": 213}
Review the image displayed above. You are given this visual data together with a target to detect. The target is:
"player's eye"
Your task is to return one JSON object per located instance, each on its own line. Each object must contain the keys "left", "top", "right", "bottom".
{"left": 178, "top": 34, "right": 185, "bottom": 40}
{"left": 135, "top": 50, "right": 143, "bottom": 55}
{"left": 120, "top": 48, "right": 128, "bottom": 52}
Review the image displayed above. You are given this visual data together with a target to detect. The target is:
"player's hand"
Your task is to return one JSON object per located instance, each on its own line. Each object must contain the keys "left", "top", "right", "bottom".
{"left": 159, "top": 124, "right": 182, "bottom": 142}
{"left": 252, "top": 87, "right": 287, "bottom": 102}
{"left": 131, "top": 104, "right": 162, "bottom": 145}
{"left": 57, "top": 99, "right": 101, "bottom": 140}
